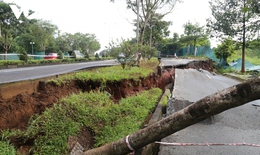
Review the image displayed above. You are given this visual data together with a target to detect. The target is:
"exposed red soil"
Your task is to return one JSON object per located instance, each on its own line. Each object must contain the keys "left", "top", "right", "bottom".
{"left": 0, "top": 69, "right": 174, "bottom": 131}
{"left": 0, "top": 68, "right": 175, "bottom": 154}
{"left": 0, "top": 59, "right": 214, "bottom": 154}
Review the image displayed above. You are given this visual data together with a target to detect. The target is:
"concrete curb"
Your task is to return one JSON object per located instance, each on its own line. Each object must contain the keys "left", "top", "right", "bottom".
{"left": 223, "top": 73, "right": 248, "bottom": 81}
{"left": 138, "top": 89, "right": 171, "bottom": 155}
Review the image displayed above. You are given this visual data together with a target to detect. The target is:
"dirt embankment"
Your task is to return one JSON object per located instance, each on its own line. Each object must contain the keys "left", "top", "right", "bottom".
{"left": 0, "top": 68, "right": 175, "bottom": 131}
{"left": 0, "top": 59, "right": 214, "bottom": 153}
{"left": 0, "top": 59, "right": 214, "bottom": 131}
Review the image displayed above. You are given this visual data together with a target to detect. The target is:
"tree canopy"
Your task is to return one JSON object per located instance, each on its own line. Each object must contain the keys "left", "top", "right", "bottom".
{"left": 143, "top": 14, "right": 172, "bottom": 47}
{"left": 0, "top": 1, "right": 101, "bottom": 59}
{"left": 179, "top": 22, "right": 210, "bottom": 55}
{"left": 214, "top": 38, "right": 235, "bottom": 66}
{"left": 156, "top": 22, "right": 210, "bottom": 57}
{"left": 207, "top": 0, "right": 260, "bottom": 72}
{"left": 112, "top": 0, "right": 179, "bottom": 46}
{"left": 0, "top": 2, "right": 32, "bottom": 59}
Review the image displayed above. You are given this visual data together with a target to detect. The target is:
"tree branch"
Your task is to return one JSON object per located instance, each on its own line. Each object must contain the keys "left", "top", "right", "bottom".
{"left": 83, "top": 77, "right": 260, "bottom": 155}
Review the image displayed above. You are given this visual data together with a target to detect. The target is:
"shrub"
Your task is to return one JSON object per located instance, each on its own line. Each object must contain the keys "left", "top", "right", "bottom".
{"left": 57, "top": 50, "right": 64, "bottom": 59}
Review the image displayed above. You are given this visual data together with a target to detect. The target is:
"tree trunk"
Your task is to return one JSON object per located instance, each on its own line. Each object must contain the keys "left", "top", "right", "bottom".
{"left": 83, "top": 77, "right": 260, "bottom": 155}
{"left": 241, "top": 0, "right": 246, "bottom": 73}
{"left": 4, "top": 34, "right": 8, "bottom": 60}
{"left": 193, "top": 38, "right": 197, "bottom": 56}
{"left": 2, "top": 32, "right": 12, "bottom": 60}
{"left": 187, "top": 44, "right": 190, "bottom": 55}
{"left": 140, "top": 26, "right": 146, "bottom": 46}
{"left": 4, "top": 49, "right": 8, "bottom": 60}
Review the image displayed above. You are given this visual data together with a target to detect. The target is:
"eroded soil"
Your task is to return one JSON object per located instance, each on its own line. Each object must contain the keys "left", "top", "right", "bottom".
{"left": 0, "top": 59, "right": 214, "bottom": 154}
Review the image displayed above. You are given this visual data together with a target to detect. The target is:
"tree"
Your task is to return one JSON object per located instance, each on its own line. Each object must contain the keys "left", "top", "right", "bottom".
{"left": 214, "top": 38, "right": 235, "bottom": 66}
{"left": 0, "top": 1, "right": 33, "bottom": 60}
{"left": 139, "top": 44, "right": 157, "bottom": 60}
{"left": 180, "top": 22, "right": 209, "bottom": 56}
{"left": 55, "top": 32, "right": 74, "bottom": 52}
{"left": 18, "top": 48, "right": 28, "bottom": 62}
{"left": 207, "top": 0, "right": 260, "bottom": 73}
{"left": 157, "top": 32, "right": 182, "bottom": 57}
{"left": 29, "top": 20, "right": 57, "bottom": 52}
{"left": 81, "top": 34, "right": 100, "bottom": 56}
{"left": 56, "top": 32, "right": 100, "bottom": 56}
{"left": 112, "top": 0, "right": 179, "bottom": 46}
{"left": 157, "top": 37, "right": 181, "bottom": 57}
{"left": 109, "top": 39, "right": 138, "bottom": 69}
{"left": 248, "top": 37, "right": 260, "bottom": 50}
{"left": 95, "top": 53, "right": 100, "bottom": 60}
{"left": 143, "top": 14, "right": 172, "bottom": 48}
{"left": 83, "top": 77, "right": 260, "bottom": 155}
{"left": 15, "top": 33, "right": 35, "bottom": 54}
{"left": 57, "top": 50, "right": 64, "bottom": 59}
{"left": 172, "top": 32, "right": 179, "bottom": 43}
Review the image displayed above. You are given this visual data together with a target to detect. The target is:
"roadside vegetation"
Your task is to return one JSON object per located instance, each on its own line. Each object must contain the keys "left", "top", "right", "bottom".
{"left": 0, "top": 56, "right": 113, "bottom": 68}
{"left": 0, "top": 59, "right": 162, "bottom": 154}
{"left": 228, "top": 49, "right": 260, "bottom": 66}
{"left": 1, "top": 89, "right": 162, "bottom": 154}
{"left": 214, "top": 39, "right": 260, "bottom": 67}
{"left": 207, "top": 0, "right": 260, "bottom": 73}
{"left": 49, "top": 59, "right": 158, "bottom": 86}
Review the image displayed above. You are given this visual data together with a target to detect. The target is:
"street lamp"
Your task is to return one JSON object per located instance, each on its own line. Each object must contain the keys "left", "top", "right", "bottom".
{"left": 30, "top": 42, "right": 35, "bottom": 59}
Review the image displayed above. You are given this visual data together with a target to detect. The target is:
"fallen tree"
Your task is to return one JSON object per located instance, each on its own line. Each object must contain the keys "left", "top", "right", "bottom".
{"left": 83, "top": 77, "right": 260, "bottom": 155}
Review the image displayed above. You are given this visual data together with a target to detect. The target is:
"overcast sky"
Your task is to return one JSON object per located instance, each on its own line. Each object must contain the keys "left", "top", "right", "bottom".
{"left": 3, "top": 0, "right": 216, "bottom": 51}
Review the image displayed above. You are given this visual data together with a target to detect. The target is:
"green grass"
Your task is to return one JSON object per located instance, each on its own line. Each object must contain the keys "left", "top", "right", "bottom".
{"left": 0, "top": 58, "right": 161, "bottom": 154}
{"left": 217, "top": 66, "right": 235, "bottom": 74}
{"left": 4, "top": 89, "right": 162, "bottom": 154}
{"left": 48, "top": 60, "right": 158, "bottom": 85}
{"left": 0, "top": 141, "right": 16, "bottom": 155}
{"left": 0, "top": 57, "right": 113, "bottom": 67}
{"left": 0, "top": 130, "right": 17, "bottom": 155}
{"left": 227, "top": 49, "right": 260, "bottom": 65}
{"left": 0, "top": 60, "right": 26, "bottom": 66}
{"left": 75, "top": 66, "right": 153, "bottom": 81}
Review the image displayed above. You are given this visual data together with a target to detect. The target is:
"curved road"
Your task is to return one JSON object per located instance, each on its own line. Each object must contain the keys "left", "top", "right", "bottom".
{"left": 0, "top": 58, "right": 188, "bottom": 84}
{"left": 0, "top": 60, "right": 118, "bottom": 84}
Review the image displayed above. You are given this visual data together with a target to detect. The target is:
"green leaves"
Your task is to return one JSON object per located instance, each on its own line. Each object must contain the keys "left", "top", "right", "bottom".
{"left": 207, "top": 0, "right": 260, "bottom": 72}
{"left": 0, "top": 1, "right": 26, "bottom": 59}
{"left": 207, "top": 0, "right": 260, "bottom": 40}
{"left": 0, "top": 141, "right": 16, "bottom": 155}
{"left": 18, "top": 88, "right": 161, "bottom": 153}
{"left": 214, "top": 38, "right": 235, "bottom": 60}
{"left": 0, "top": 54, "right": 160, "bottom": 154}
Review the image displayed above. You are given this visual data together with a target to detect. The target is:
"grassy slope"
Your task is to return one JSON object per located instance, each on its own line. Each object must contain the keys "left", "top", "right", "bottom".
{"left": 228, "top": 49, "right": 260, "bottom": 65}
{"left": 1, "top": 59, "right": 163, "bottom": 154}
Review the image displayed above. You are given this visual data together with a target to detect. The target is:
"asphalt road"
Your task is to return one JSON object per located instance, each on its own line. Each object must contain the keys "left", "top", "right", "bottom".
{"left": 0, "top": 60, "right": 118, "bottom": 84}
{"left": 159, "top": 68, "right": 260, "bottom": 155}
{"left": 0, "top": 58, "right": 187, "bottom": 84}
{"left": 160, "top": 58, "right": 194, "bottom": 67}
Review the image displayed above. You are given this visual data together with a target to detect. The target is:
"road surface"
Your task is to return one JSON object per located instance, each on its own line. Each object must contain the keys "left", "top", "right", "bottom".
{"left": 158, "top": 68, "right": 260, "bottom": 155}
{"left": 0, "top": 58, "right": 187, "bottom": 84}
{"left": 0, "top": 60, "right": 118, "bottom": 84}
{"left": 161, "top": 58, "right": 194, "bottom": 67}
